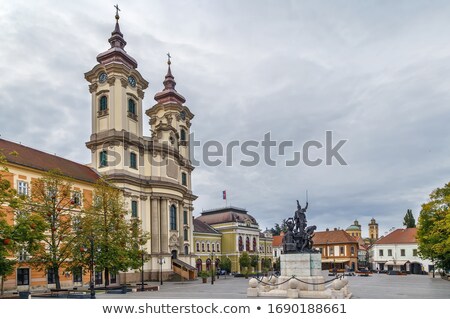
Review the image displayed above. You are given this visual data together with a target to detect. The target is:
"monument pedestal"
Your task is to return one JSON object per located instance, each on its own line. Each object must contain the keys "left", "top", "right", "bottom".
{"left": 248, "top": 253, "right": 351, "bottom": 298}
{"left": 280, "top": 253, "right": 322, "bottom": 277}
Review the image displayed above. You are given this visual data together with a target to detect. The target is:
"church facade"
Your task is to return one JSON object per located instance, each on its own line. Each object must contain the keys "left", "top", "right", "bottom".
{"left": 83, "top": 12, "right": 197, "bottom": 281}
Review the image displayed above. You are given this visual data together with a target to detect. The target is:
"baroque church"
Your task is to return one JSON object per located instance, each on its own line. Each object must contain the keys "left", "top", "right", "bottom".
{"left": 84, "top": 11, "right": 197, "bottom": 280}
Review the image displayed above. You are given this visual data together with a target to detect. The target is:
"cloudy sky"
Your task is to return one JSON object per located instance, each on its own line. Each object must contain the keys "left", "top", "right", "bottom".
{"left": 1, "top": 0, "right": 449, "bottom": 237}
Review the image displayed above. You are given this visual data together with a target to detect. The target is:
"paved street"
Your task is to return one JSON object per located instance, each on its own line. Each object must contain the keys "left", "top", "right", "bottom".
{"left": 97, "top": 272, "right": 450, "bottom": 299}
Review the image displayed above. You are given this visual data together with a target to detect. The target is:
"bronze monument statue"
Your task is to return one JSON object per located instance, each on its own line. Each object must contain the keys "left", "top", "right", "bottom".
{"left": 283, "top": 200, "right": 318, "bottom": 253}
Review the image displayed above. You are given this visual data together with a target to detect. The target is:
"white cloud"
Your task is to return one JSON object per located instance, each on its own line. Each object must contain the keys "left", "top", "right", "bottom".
{"left": 0, "top": 0, "right": 448, "bottom": 236}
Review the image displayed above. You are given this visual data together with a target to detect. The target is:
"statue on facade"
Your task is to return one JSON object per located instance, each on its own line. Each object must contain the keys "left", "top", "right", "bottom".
{"left": 283, "top": 200, "right": 318, "bottom": 254}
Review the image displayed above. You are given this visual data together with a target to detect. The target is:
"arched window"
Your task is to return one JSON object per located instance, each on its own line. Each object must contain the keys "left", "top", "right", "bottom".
{"left": 202, "top": 243, "right": 205, "bottom": 252}
{"left": 238, "top": 236, "right": 243, "bottom": 252}
{"left": 350, "top": 246, "right": 355, "bottom": 255}
{"left": 99, "top": 96, "right": 108, "bottom": 111}
{"left": 170, "top": 205, "right": 177, "bottom": 230}
{"left": 207, "top": 243, "right": 210, "bottom": 252}
{"left": 130, "top": 152, "right": 137, "bottom": 169}
{"left": 206, "top": 258, "right": 211, "bottom": 271}
{"left": 128, "top": 99, "right": 136, "bottom": 115}
{"left": 180, "top": 129, "right": 186, "bottom": 141}
{"left": 253, "top": 238, "right": 257, "bottom": 252}
{"left": 181, "top": 172, "right": 187, "bottom": 186}
{"left": 196, "top": 242, "right": 200, "bottom": 252}
{"left": 183, "top": 228, "right": 188, "bottom": 240}
{"left": 131, "top": 200, "right": 138, "bottom": 218}
{"left": 246, "top": 237, "right": 250, "bottom": 252}
{"left": 217, "top": 243, "right": 220, "bottom": 252}
{"left": 196, "top": 259, "right": 202, "bottom": 272}
{"left": 99, "top": 150, "right": 108, "bottom": 167}
{"left": 184, "top": 246, "right": 189, "bottom": 255}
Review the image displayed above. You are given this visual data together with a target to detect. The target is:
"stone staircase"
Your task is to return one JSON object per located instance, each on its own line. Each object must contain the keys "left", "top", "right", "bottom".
{"left": 172, "top": 259, "right": 197, "bottom": 281}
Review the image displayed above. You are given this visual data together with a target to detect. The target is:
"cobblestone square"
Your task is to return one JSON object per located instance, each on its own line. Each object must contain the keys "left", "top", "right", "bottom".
{"left": 96, "top": 272, "right": 450, "bottom": 299}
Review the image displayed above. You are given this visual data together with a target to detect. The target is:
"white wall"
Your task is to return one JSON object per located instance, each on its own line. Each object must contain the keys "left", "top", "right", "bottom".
{"left": 369, "top": 243, "right": 433, "bottom": 272}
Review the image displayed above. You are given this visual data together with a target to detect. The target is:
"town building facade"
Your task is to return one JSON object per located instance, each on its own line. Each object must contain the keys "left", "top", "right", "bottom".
{"left": 369, "top": 228, "right": 432, "bottom": 274}
{"left": 0, "top": 139, "right": 97, "bottom": 291}
{"left": 313, "top": 229, "right": 359, "bottom": 271}
{"left": 194, "top": 207, "right": 273, "bottom": 273}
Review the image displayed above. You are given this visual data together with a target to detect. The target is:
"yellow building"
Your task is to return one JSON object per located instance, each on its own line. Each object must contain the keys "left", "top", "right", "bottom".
{"left": 0, "top": 139, "right": 97, "bottom": 291}
{"left": 345, "top": 219, "right": 362, "bottom": 238}
{"left": 368, "top": 218, "right": 379, "bottom": 242}
{"left": 192, "top": 219, "right": 223, "bottom": 273}
{"left": 194, "top": 207, "right": 273, "bottom": 273}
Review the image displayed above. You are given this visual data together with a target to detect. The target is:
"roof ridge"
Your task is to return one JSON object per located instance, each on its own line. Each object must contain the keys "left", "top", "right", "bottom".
{"left": 0, "top": 138, "right": 87, "bottom": 167}
{"left": 0, "top": 138, "right": 100, "bottom": 184}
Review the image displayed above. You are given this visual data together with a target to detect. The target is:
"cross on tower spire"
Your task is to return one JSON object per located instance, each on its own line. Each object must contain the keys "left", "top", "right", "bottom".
{"left": 114, "top": 4, "right": 121, "bottom": 21}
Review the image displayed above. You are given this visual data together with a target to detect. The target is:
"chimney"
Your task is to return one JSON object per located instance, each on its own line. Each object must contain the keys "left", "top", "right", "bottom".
{"left": 334, "top": 227, "right": 337, "bottom": 231}
{"left": 326, "top": 228, "right": 329, "bottom": 231}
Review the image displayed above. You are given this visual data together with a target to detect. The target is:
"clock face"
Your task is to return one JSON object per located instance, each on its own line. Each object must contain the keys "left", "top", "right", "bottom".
{"left": 99, "top": 72, "right": 107, "bottom": 83}
{"left": 128, "top": 76, "right": 136, "bottom": 87}
{"left": 180, "top": 111, "right": 186, "bottom": 121}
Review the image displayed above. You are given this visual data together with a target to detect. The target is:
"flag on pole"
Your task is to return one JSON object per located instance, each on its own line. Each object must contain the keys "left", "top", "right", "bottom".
{"left": 222, "top": 190, "right": 227, "bottom": 200}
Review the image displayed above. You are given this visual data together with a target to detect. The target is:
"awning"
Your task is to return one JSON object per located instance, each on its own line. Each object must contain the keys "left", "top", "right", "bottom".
{"left": 385, "top": 260, "right": 410, "bottom": 266}
{"left": 321, "top": 259, "right": 350, "bottom": 263}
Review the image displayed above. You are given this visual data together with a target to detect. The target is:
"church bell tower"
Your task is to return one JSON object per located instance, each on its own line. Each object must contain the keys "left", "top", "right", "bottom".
{"left": 84, "top": 9, "right": 149, "bottom": 172}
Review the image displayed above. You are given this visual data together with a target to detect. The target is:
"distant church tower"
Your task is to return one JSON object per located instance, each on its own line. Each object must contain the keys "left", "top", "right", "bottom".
{"left": 84, "top": 9, "right": 197, "bottom": 282}
{"left": 368, "top": 218, "right": 379, "bottom": 241}
{"left": 345, "top": 219, "right": 362, "bottom": 238}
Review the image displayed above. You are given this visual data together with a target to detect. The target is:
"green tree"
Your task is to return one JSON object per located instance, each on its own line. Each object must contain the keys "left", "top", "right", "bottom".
{"left": 417, "top": 182, "right": 450, "bottom": 272}
{"left": 239, "top": 252, "right": 250, "bottom": 276}
{"left": 219, "top": 257, "right": 231, "bottom": 274}
{"left": 262, "top": 258, "right": 272, "bottom": 272}
{"left": 0, "top": 152, "right": 45, "bottom": 294}
{"left": 403, "top": 209, "right": 416, "bottom": 228}
{"left": 71, "top": 179, "right": 149, "bottom": 287}
{"left": 26, "top": 169, "right": 79, "bottom": 289}
{"left": 250, "top": 254, "right": 259, "bottom": 272}
{"left": 270, "top": 219, "right": 288, "bottom": 236}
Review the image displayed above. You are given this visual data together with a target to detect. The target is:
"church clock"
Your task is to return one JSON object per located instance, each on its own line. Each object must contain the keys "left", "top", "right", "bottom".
{"left": 128, "top": 75, "right": 136, "bottom": 87}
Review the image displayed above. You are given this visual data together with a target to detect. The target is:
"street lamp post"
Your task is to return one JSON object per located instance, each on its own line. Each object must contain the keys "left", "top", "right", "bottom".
{"left": 89, "top": 236, "right": 95, "bottom": 299}
{"left": 157, "top": 257, "right": 165, "bottom": 285}
{"left": 140, "top": 251, "right": 145, "bottom": 291}
{"left": 211, "top": 252, "right": 215, "bottom": 285}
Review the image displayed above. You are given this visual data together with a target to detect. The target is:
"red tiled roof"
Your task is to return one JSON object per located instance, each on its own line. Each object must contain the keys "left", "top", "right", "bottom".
{"left": 193, "top": 218, "right": 221, "bottom": 235}
{"left": 313, "top": 230, "right": 359, "bottom": 245}
{"left": 375, "top": 228, "right": 417, "bottom": 245}
{"left": 0, "top": 139, "right": 99, "bottom": 184}
{"left": 355, "top": 236, "right": 368, "bottom": 250}
{"left": 197, "top": 207, "right": 258, "bottom": 225}
{"left": 272, "top": 235, "right": 283, "bottom": 247}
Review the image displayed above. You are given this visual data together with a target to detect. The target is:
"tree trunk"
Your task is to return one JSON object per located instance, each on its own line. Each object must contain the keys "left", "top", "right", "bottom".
{"left": 1, "top": 275, "right": 4, "bottom": 295}
{"left": 55, "top": 266, "right": 61, "bottom": 289}
{"left": 104, "top": 267, "right": 110, "bottom": 287}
